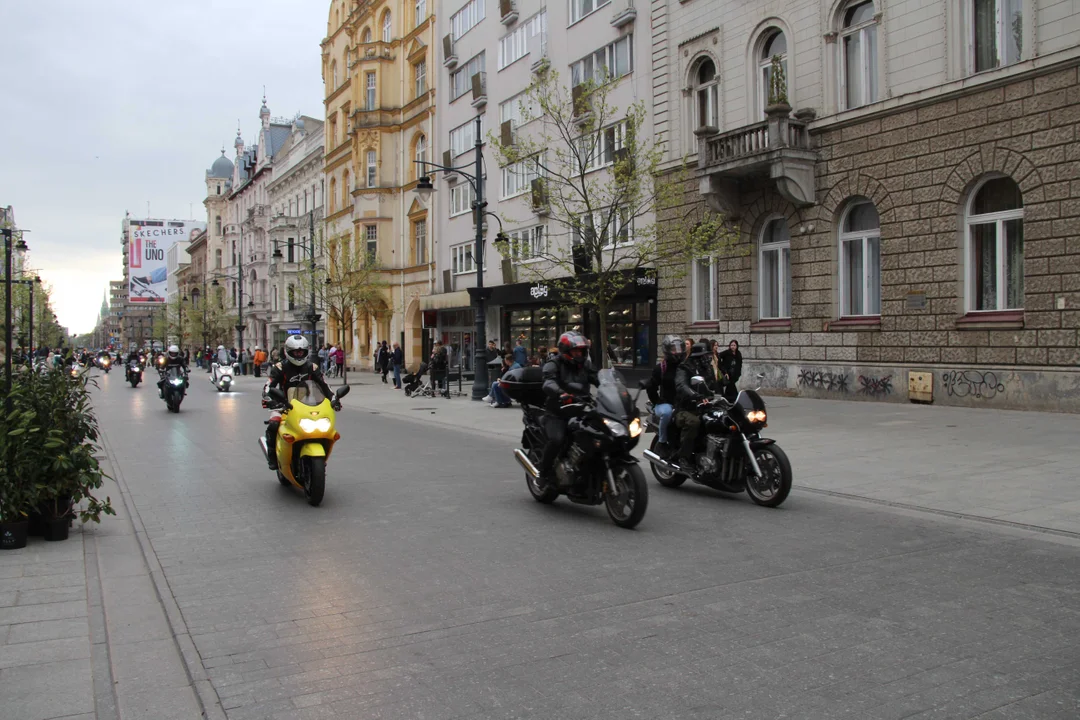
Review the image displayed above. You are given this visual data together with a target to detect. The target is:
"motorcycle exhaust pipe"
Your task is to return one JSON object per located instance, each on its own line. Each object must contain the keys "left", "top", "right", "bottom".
{"left": 513, "top": 448, "right": 540, "bottom": 479}
{"left": 643, "top": 449, "right": 681, "bottom": 474}
{"left": 258, "top": 437, "right": 269, "bottom": 460}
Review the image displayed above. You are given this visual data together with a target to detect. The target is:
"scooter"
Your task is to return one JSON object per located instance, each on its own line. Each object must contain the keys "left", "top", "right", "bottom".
{"left": 259, "top": 382, "right": 350, "bottom": 507}
{"left": 210, "top": 362, "right": 236, "bottom": 392}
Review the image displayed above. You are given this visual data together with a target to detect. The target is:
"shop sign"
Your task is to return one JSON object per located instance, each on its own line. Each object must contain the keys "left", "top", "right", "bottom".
{"left": 529, "top": 284, "right": 550, "bottom": 299}
{"left": 636, "top": 275, "right": 656, "bottom": 286}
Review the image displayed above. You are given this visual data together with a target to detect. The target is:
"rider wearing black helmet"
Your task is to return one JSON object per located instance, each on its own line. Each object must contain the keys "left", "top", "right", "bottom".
{"left": 538, "top": 331, "right": 600, "bottom": 486}
{"left": 673, "top": 342, "right": 719, "bottom": 464}
{"left": 646, "top": 335, "right": 684, "bottom": 455}
{"left": 156, "top": 344, "right": 189, "bottom": 397}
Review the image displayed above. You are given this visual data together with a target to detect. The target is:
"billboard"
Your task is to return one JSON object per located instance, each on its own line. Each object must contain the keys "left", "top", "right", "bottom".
{"left": 128, "top": 219, "right": 205, "bottom": 303}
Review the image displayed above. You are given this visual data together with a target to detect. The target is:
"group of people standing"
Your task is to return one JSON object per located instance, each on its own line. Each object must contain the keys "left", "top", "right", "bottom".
{"left": 317, "top": 344, "right": 345, "bottom": 378}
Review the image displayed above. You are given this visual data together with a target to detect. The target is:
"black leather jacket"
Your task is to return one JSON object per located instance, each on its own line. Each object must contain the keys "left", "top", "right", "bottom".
{"left": 542, "top": 357, "right": 599, "bottom": 412}
{"left": 646, "top": 359, "right": 680, "bottom": 405}
{"left": 268, "top": 360, "right": 334, "bottom": 401}
{"left": 675, "top": 357, "right": 718, "bottom": 409}
{"left": 161, "top": 355, "right": 188, "bottom": 372}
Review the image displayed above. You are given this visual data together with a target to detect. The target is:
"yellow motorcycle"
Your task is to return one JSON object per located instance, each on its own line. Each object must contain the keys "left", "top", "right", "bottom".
{"left": 260, "top": 380, "right": 350, "bottom": 506}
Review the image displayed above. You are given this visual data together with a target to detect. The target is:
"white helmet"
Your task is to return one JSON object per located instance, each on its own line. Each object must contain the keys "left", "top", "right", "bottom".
{"left": 217, "top": 345, "right": 225, "bottom": 351}
{"left": 284, "top": 335, "right": 310, "bottom": 366}
{"left": 167, "top": 344, "right": 180, "bottom": 360}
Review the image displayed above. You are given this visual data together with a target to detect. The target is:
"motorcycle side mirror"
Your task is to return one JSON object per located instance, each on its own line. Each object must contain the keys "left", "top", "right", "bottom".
{"left": 335, "top": 385, "right": 351, "bottom": 399}
{"left": 267, "top": 387, "right": 287, "bottom": 403}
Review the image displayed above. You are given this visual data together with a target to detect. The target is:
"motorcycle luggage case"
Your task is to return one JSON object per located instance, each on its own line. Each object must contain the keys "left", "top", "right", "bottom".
{"left": 499, "top": 366, "right": 546, "bottom": 406}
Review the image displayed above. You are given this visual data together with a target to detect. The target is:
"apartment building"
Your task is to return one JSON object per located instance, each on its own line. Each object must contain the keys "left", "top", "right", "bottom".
{"left": 422, "top": 0, "right": 655, "bottom": 375}
{"left": 321, "top": 0, "right": 436, "bottom": 369}
{"left": 654, "top": 0, "right": 1080, "bottom": 410}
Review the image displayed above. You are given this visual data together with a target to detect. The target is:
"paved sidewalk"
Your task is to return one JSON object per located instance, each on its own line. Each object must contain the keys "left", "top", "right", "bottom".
{"left": 334, "top": 376, "right": 1080, "bottom": 536}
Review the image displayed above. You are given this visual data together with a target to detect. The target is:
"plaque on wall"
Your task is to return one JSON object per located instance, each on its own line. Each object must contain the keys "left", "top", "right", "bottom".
{"left": 906, "top": 291, "right": 927, "bottom": 310}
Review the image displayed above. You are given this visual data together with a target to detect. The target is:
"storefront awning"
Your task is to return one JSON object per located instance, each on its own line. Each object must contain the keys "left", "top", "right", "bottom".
{"left": 420, "top": 290, "right": 472, "bottom": 311}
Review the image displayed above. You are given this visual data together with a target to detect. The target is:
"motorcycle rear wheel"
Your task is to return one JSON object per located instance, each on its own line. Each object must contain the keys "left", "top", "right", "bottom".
{"left": 130, "top": 378, "right": 139, "bottom": 388}
{"left": 304, "top": 456, "right": 326, "bottom": 507}
{"left": 525, "top": 446, "right": 559, "bottom": 504}
{"left": 746, "top": 444, "right": 792, "bottom": 508}
{"left": 605, "top": 464, "right": 648, "bottom": 529}
{"left": 648, "top": 436, "right": 686, "bottom": 488}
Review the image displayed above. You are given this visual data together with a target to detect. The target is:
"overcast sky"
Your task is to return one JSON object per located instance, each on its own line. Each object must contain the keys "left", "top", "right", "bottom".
{"left": 0, "top": 1, "right": 329, "bottom": 335}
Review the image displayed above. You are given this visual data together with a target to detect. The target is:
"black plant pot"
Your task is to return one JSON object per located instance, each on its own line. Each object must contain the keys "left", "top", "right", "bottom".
{"left": 42, "top": 518, "right": 70, "bottom": 542}
{"left": 0, "top": 520, "right": 29, "bottom": 550}
{"left": 27, "top": 510, "right": 46, "bottom": 537}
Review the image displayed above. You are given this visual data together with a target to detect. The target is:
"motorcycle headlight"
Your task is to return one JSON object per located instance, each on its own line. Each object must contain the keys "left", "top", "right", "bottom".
{"left": 602, "top": 418, "right": 629, "bottom": 437}
{"left": 628, "top": 417, "right": 642, "bottom": 438}
{"left": 298, "top": 417, "right": 332, "bottom": 433}
{"left": 746, "top": 410, "right": 767, "bottom": 424}
{"left": 170, "top": 378, "right": 185, "bottom": 386}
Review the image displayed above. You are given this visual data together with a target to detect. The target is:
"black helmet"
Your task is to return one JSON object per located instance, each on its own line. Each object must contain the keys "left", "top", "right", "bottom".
{"left": 689, "top": 342, "right": 710, "bottom": 359}
{"left": 661, "top": 335, "right": 684, "bottom": 364}
{"left": 557, "top": 331, "right": 589, "bottom": 366}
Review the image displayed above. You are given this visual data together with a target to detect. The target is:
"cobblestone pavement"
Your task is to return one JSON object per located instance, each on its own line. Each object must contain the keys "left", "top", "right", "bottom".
{"left": 78, "top": 372, "right": 1080, "bottom": 718}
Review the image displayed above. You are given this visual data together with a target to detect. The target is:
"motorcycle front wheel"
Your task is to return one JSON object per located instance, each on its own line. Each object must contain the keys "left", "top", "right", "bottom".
{"left": 648, "top": 436, "right": 686, "bottom": 488}
{"left": 130, "top": 378, "right": 140, "bottom": 388}
{"left": 746, "top": 444, "right": 792, "bottom": 508}
{"left": 605, "top": 463, "right": 648, "bottom": 529}
{"left": 304, "top": 456, "right": 326, "bottom": 507}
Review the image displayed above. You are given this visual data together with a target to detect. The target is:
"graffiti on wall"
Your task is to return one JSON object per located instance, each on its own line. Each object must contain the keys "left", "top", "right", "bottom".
{"left": 797, "top": 369, "right": 850, "bottom": 393}
{"left": 941, "top": 370, "right": 1007, "bottom": 399}
{"left": 857, "top": 375, "right": 893, "bottom": 397}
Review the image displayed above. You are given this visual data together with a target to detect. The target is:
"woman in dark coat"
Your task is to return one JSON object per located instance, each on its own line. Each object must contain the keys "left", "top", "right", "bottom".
{"left": 717, "top": 339, "right": 743, "bottom": 403}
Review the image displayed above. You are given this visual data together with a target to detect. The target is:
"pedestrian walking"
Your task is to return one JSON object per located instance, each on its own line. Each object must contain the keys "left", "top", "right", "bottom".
{"left": 378, "top": 340, "right": 391, "bottom": 384}
{"left": 318, "top": 344, "right": 328, "bottom": 374}
{"left": 391, "top": 342, "right": 404, "bottom": 389}
{"left": 253, "top": 346, "right": 267, "bottom": 377}
{"left": 717, "top": 339, "right": 743, "bottom": 403}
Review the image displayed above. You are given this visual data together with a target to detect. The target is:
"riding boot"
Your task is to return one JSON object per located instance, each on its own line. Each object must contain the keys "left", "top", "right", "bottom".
{"left": 265, "top": 426, "right": 279, "bottom": 470}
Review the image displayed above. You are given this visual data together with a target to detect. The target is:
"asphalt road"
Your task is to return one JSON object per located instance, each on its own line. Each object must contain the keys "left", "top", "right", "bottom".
{"left": 93, "top": 370, "right": 1080, "bottom": 720}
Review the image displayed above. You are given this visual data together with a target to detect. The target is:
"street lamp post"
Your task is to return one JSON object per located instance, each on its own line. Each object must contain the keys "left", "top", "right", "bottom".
{"left": 414, "top": 115, "right": 501, "bottom": 401}
{"left": 4, "top": 228, "right": 29, "bottom": 403}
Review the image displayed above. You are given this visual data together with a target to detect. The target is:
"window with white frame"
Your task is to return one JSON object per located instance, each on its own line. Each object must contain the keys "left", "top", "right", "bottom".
{"left": 451, "top": 52, "right": 486, "bottom": 100}
{"left": 451, "top": 0, "right": 485, "bottom": 40}
{"left": 692, "top": 258, "right": 717, "bottom": 322}
{"left": 502, "top": 155, "right": 542, "bottom": 199}
{"left": 971, "top": 0, "right": 1023, "bottom": 73}
{"left": 693, "top": 58, "right": 719, "bottom": 129}
{"left": 966, "top": 176, "right": 1024, "bottom": 311}
{"left": 365, "top": 224, "right": 378, "bottom": 259}
{"left": 449, "top": 116, "right": 486, "bottom": 157}
{"left": 414, "top": 134, "right": 427, "bottom": 179}
{"left": 571, "top": 35, "right": 633, "bottom": 88}
{"left": 365, "top": 71, "right": 376, "bottom": 110}
{"left": 362, "top": 27, "right": 372, "bottom": 43}
{"left": 366, "top": 150, "right": 377, "bottom": 188}
{"left": 449, "top": 182, "right": 476, "bottom": 217}
{"left": 499, "top": 11, "right": 546, "bottom": 69}
{"left": 759, "top": 218, "right": 791, "bottom": 319}
{"left": 413, "top": 218, "right": 427, "bottom": 265}
{"left": 838, "top": 200, "right": 881, "bottom": 317}
{"left": 414, "top": 60, "right": 427, "bottom": 98}
{"left": 451, "top": 243, "right": 475, "bottom": 274}
{"left": 499, "top": 92, "right": 538, "bottom": 129}
{"left": 572, "top": 207, "right": 633, "bottom": 248}
{"left": 415, "top": 0, "right": 426, "bottom": 27}
{"left": 507, "top": 225, "right": 546, "bottom": 263}
{"left": 570, "top": 0, "right": 611, "bottom": 24}
{"left": 581, "top": 122, "right": 627, "bottom": 172}
{"left": 839, "top": 1, "right": 878, "bottom": 110}
{"left": 382, "top": 10, "right": 392, "bottom": 42}
{"left": 758, "top": 29, "right": 788, "bottom": 116}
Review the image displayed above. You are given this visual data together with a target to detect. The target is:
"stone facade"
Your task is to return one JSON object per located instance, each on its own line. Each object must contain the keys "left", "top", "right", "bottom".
{"left": 654, "top": 0, "right": 1080, "bottom": 411}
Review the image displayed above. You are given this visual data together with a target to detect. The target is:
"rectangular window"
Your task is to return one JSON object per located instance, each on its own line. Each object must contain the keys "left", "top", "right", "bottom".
{"left": 451, "top": 51, "right": 485, "bottom": 100}
{"left": 973, "top": 0, "right": 1023, "bottom": 72}
{"left": 287, "top": 238, "right": 295, "bottom": 264}
{"left": 414, "top": 60, "right": 427, "bottom": 98}
{"left": 692, "top": 258, "right": 716, "bottom": 322}
{"left": 365, "top": 72, "right": 377, "bottom": 110}
{"left": 580, "top": 122, "right": 626, "bottom": 172}
{"left": 507, "top": 225, "right": 546, "bottom": 263}
{"left": 449, "top": 182, "right": 476, "bottom": 217}
{"left": 501, "top": 155, "right": 542, "bottom": 199}
{"left": 499, "top": 92, "right": 538, "bottom": 128}
{"left": 365, "top": 225, "right": 378, "bottom": 260}
{"left": 366, "top": 150, "right": 377, "bottom": 188}
{"left": 970, "top": 218, "right": 1024, "bottom": 310}
{"left": 451, "top": 0, "right": 485, "bottom": 40}
{"left": 840, "top": 237, "right": 881, "bottom": 316}
{"left": 570, "top": 0, "right": 611, "bottom": 25}
{"left": 498, "top": 12, "right": 544, "bottom": 70}
{"left": 414, "top": 219, "right": 427, "bottom": 265}
{"left": 449, "top": 116, "right": 486, "bottom": 157}
{"left": 571, "top": 207, "right": 633, "bottom": 247}
{"left": 451, "top": 243, "right": 475, "bottom": 274}
{"left": 760, "top": 246, "right": 791, "bottom": 319}
{"left": 571, "top": 35, "right": 633, "bottom": 88}
{"left": 415, "top": 0, "right": 426, "bottom": 27}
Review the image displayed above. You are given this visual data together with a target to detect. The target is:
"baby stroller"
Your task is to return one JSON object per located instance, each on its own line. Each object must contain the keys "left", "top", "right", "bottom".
{"left": 403, "top": 362, "right": 434, "bottom": 398}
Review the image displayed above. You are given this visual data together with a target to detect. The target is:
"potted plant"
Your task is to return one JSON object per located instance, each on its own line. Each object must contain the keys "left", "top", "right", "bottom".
{"left": 0, "top": 384, "right": 43, "bottom": 550}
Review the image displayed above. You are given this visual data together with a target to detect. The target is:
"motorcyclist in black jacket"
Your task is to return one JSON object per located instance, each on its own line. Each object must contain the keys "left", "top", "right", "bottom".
{"left": 539, "top": 331, "right": 599, "bottom": 486}
{"left": 265, "top": 335, "right": 339, "bottom": 470}
{"left": 673, "top": 342, "right": 719, "bottom": 464}
{"left": 646, "top": 335, "right": 684, "bottom": 456}
{"left": 157, "top": 345, "right": 189, "bottom": 397}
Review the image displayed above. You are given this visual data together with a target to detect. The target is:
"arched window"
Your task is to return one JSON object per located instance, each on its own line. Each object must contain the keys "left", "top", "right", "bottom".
{"left": 966, "top": 176, "right": 1024, "bottom": 311}
{"left": 343, "top": 48, "right": 351, "bottom": 79}
{"left": 342, "top": 170, "right": 351, "bottom": 207}
{"left": 839, "top": 1, "right": 878, "bottom": 110}
{"left": 331, "top": 60, "right": 338, "bottom": 87}
{"left": 329, "top": 177, "right": 337, "bottom": 213}
{"left": 382, "top": 10, "right": 392, "bottom": 42}
{"left": 758, "top": 29, "right": 788, "bottom": 116}
{"left": 838, "top": 200, "right": 881, "bottom": 317}
{"left": 362, "top": 27, "right": 372, "bottom": 44}
{"left": 759, "top": 218, "right": 791, "bottom": 319}
{"left": 692, "top": 57, "right": 719, "bottom": 130}
{"left": 414, "top": 134, "right": 427, "bottom": 179}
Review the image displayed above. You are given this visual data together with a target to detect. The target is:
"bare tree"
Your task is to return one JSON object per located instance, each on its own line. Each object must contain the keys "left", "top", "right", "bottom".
{"left": 489, "top": 69, "right": 735, "bottom": 366}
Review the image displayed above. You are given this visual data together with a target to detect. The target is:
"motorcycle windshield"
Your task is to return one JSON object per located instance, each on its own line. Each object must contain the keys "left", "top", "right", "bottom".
{"left": 165, "top": 367, "right": 185, "bottom": 381}
{"left": 288, "top": 379, "right": 330, "bottom": 407}
{"left": 596, "top": 369, "right": 634, "bottom": 421}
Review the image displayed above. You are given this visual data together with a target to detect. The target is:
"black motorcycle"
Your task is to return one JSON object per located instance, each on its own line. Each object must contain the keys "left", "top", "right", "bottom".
{"left": 126, "top": 358, "right": 144, "bottom": 388}
{"left": 643, "top": 376, "right": 792, "bottom": 508}
{"left": 160, "top": 366, "right": 187, "bottom": 413}
{"left": 504, "top": 367, "right": 648, "bottom": 529}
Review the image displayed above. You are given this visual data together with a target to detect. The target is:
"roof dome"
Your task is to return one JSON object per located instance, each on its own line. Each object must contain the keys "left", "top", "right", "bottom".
{"left": 234, "top": 128, "right": 244, "bottom": 150}
{"left": 208, "top": 150, "right": 234, "bottom": 179}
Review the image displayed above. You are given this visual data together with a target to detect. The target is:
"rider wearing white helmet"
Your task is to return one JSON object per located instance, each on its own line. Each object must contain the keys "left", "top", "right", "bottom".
{"left": 263, "top": 336, "right": 339, "bottom": 470}
{"left": 157, "top": 344, "right": 189, "bottom": 397}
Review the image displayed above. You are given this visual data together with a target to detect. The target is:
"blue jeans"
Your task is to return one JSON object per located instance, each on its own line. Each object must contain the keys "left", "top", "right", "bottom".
{"left": 489, "top": 381, "right": 511, "bottom": 406}
{"left": 655, "top": 403, "right": 674, "bottom": 443}
{"left": 393, "top": 364, "right": 402, "bottom": 387}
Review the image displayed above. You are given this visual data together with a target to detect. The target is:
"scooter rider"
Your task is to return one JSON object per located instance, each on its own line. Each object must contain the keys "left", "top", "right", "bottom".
{"left": 539, "top": 331, "right": 599, "bottom": 486}
{"left": 673, "top": 342, "right": 719, "bottom": 465}
{"left": 157, "top": 345, "right": 189, "bottom": 397}
{"left": 646, "top": 335, "right": 684, "bottom": 456}
{"left": 264, "top": 335, "right": 340, "bottom": 471}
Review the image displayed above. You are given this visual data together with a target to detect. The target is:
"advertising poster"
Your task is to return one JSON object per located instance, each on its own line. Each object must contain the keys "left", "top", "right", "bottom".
{"left": 128, "top": 219, "right": 206, "bottom": 303}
